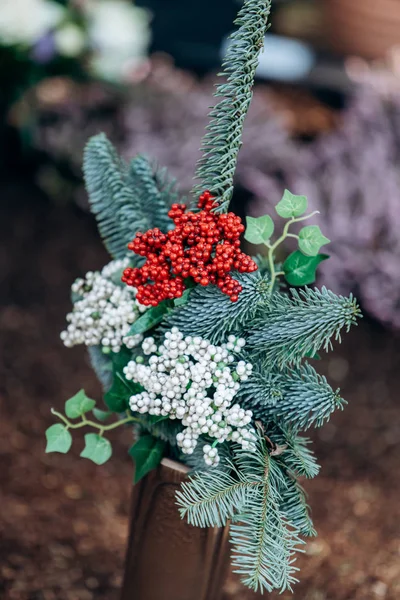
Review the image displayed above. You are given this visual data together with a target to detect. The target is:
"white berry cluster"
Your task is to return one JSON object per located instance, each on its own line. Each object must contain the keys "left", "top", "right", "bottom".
{"left": 124, "top": 328, "right": 256, "bottom": 467}
{"left": 60, "top": 258, "right": 146, "bottom": 352}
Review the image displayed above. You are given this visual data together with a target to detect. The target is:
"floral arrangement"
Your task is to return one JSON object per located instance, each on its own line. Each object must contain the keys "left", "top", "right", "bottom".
{"left": 45, "top": 0, "right": 361, "bottom": 594}
{"left": 0, "top": 0, "right": 150, "bottom": 96}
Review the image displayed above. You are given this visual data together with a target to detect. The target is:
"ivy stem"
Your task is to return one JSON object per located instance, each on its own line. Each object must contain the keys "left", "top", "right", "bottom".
{"left": 267, "top": 211, "right": 319, "bottom": 294}
{"left": 51, "top": 409, "right": 140, "bottom": 432}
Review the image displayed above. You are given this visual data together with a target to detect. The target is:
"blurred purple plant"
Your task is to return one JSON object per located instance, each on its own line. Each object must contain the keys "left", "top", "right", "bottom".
{"left": 245, "top": 86, "right": 400, "bottom": 329}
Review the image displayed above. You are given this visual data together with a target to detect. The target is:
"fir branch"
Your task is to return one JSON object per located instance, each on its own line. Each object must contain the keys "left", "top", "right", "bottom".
{"left": 237, "top": 366, "right": 283, "bottom": 409}
{"left": 278, "top": 473, "right": 316, "bottom": 537}
{"left": 245, "top": 363, "right": 345, "bottom": 431}
{"left": 230, "top": 445, "right": 303, "bottom": 593}
{"left": 247, "top": 286, "right": 361, "bottom": 368}
{"left": 275, "top": 427, "right": 320, "bottom": 479}
{"left": 83, "top": 134, "right": 180, "bottom": 259}
{"left": 176, "top": 469, "right": 250, "bottom": 528}
{"left": 128, "top": 155, "right": 180, "bottom": 232}
{"left": 192, "top": 0, "right": 272, "bottom": 211}
{"left": 275, "top": 364, "right": 345, "bottom": 430}
{"left": 163, "top": 271, "right": 270, "bottom": 344}
{"left": 87, "top": 346, "right": 113, "bottom": 391}
{"left": 177, "top": 438, "right": 304, "bottom": 593}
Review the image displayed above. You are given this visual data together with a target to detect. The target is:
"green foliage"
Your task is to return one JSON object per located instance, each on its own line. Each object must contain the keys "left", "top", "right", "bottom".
{"left": 177, "top": 439, "right": 305, "bottom": 593}
{"left": 278, "top": 474, "right": 316, "bottom": 537}
{"left": 163, "top": 271, "right": 270, "bottom": 344}
{"left": 129, "top": 435, "right": 166, "bottom": 483}
{"left": 275, "top": 190, "right": 308, "bottom": 218}
{"left": 193, "top": 0, "right": 272, "bottom": 211}
{"left": 237, "top": 367, "right": 283, "bottom": 408}
{"left": 273, "top": 365, "right": 344, "bottom": 430}
{"left": 65, "top": 389, "right": 96, "bottom": 419}
{"left": 128, "top": 155, "right": 181, "bottom": 232}
{"left": 298, "top": 226, "right": 330, "bottom": 257}
{"left": 83, "top": 134, "right": 180, "bottom": 259}
{"left": 128, "top": 302, "right": 171, "bottom": 336}
{"left": 104, "top": 348, "right": 138, "bottom": 413}
{"left": 283, "top": 252, "right": 329, "bottom": 287}
{"left": 245, "top": 215, "right": 274, "bottom": 245}
{"left": 80, "top": 433, "right": 113, "bottom": 465}
{"left": 87, "top": 346, "right": 113, "bottom": 391}
{"left": 274, "top": 428, "right": 320, "bottom": 479}
{"left": 45, "top": 424, "right": 72, "bottom": 454}
{"left": 247, "top": 286, "right": 361, "bottom": 368}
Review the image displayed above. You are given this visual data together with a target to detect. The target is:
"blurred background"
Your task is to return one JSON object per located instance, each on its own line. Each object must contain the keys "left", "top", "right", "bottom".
{"left": 1, "top": 1, "right": 400, "bottom": 599}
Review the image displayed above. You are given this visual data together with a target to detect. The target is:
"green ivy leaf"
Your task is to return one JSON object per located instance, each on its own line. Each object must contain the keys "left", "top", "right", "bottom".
{"left": 128, "top": 303, "right": 171, "bottom": 336}
{"left": 283, "top": 251, "right": 329, "bottom": 286}
{"left": 244, "top": 215, "right": 274, "bottom": 245}
{"left": 129, "top": 435, "right": 166, "bottom": 483}
{"left": 298, "top": 225, "right": 330, "bottom": 257}
{"left": 80, "top": 433, "right": 112, "bottom": 465}
{"left": 45, "top": 424, "right": 72, "bottom": 454}
{"left": 92, "top": 408, "right": 113, "bottom": 422}
{"left": 65, "top": 389, "right": 96, "bottom": 419}
{"left": 105, "top": 372, "right": 136, "bottom": 413}
{"left": 276, "top": 190, "right": 308, "bottom": 219}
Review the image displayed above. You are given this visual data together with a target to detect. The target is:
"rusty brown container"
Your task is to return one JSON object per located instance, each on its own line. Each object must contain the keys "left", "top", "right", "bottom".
{"left": 121, "top": 458, "right": 231, "bottom": 600}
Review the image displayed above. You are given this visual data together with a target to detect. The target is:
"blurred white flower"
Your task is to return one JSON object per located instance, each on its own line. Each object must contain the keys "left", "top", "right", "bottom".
{"left": 87, "top": 0, "right": 151, "bottom": 81}
{"left": 54, "top": 23, "right": 86, "bottom": 58}
{"left": 0, "top": 0, "right": 65, "bottom": 46}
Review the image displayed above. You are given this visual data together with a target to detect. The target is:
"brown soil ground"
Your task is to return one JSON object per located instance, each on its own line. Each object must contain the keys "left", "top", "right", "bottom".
{"left": 1, "top": 182, "right": 399, "bottom": 600}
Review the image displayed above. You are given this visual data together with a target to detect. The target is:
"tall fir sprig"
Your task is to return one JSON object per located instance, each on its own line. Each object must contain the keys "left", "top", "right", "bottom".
{"left": 193, "top": 0, "right": 272, "bottom": 211}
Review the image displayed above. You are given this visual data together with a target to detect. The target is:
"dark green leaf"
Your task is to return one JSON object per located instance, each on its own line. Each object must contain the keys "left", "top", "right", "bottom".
{"left": 92, "top": 408, "right": 113, "bottom": 422}
{"left": 304, "top": 350, "right": 321, "bottom": 360}
{"left": 127, "top": 303, "right": 171, "bottom": 336}
{"left": 244, "top": 215, "right": 274, "bottom": 245}
{"left": 129, "top": 435, "right": 166, "bottom": 483}
{"left": 174, "top": 289, "right": 192, "bottom": 307}
{"left": 298, "top": 226, "right": 330, "bottom": 257}
{"left": 276, "top": 190, "right": 308, "bottom": 219}
{"left": 104, "top": 348, "right": 140, "bottom": 413}
{"left": 80, "top": 433, "right": 112, "bottom": 465}
{"left": 65, "top": 389, "right": 96, "bottom": 419}
{"left": 45, "top": 424, "right": 72, "bottom": 454}
{"left": 283, "top": 251, "right": 329, "bottom": 286}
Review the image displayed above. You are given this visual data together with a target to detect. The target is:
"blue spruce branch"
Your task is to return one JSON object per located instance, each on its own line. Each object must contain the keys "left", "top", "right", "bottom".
{"left": 247, "top": 287, "right": 361, "bottom": 368}
{"left": 192, "top": 0, "right": 272, "bottom": 211}
{"left": 163, "top": 271, "right": 270, "bottom": 344}
{"left": 83, "top": 133, "right": 180, "bottom": 259}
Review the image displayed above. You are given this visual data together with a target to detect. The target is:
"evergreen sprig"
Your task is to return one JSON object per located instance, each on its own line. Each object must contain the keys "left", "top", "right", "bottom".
{"left": 163, "top": 271, "right": 270, "bottom": 344}
{"left": 83, "top": 133, "right": 180, "bottom": 259}
{"left": 242, "top": 363, "right": 344, "bottom": 431}
{"left": 247, "top": 287, "right": 361, "bottom": 368}
{"left": 193, "top": 0, "right": 272, "bottom": 211}
{"left": 177, "top": 438, "right": 305, "bottom": 593}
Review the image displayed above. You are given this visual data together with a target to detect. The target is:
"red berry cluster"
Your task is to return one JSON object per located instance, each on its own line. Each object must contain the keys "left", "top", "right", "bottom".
{"left": 122, "top": 191, "right": 258, "bottom": 306}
